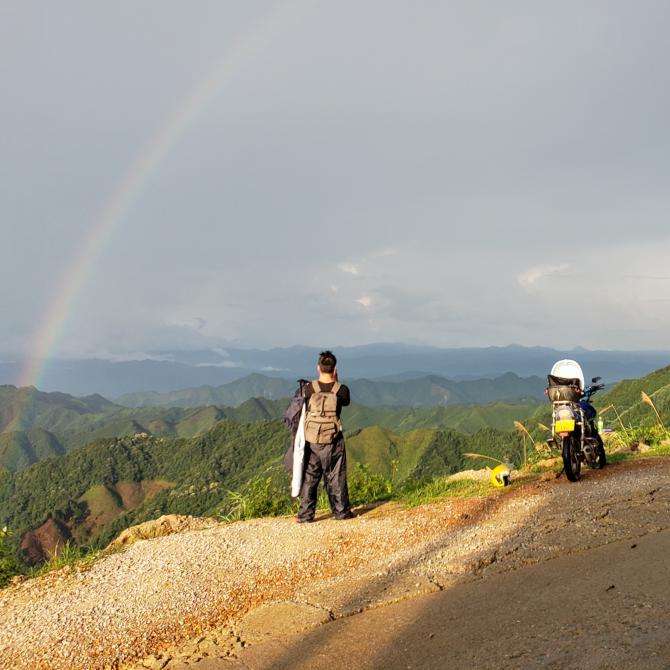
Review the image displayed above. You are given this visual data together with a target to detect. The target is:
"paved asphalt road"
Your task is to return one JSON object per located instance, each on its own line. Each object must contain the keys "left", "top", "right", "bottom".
{"left": 199, "top": 529, "right": 670, "bottom": 670}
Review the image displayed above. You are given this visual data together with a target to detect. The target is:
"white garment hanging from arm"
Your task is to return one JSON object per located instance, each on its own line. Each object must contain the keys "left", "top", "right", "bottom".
{"left": 291, "top": 404, "right": 306, "bottom": 497}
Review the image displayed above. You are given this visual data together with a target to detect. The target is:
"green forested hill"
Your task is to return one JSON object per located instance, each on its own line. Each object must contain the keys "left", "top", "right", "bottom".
{"left": 344, "top": 401, "right": 539, "bottom": 434}
{"left": 4, "top": 364, "right": 670, "bottom": 573}
{"left": 346, "top": 426, "right": 521, "bottom": 480}
{"left": 0, "top": 421, "right": 288, "bottom": 557}
{"left": 598, "top": 365, "right": 670, "bottom": 408}
{"left": 0, "top": 385, "right": 539, "bottom": 472}
{"left": 117, "top": 374, "right": 296, "bottom": 408}
{"left": 0, "top": 386, "right": 286, "bottom": 472}
{"left": 0, "top": 385, "right": 116, "bottom": 433}
{"left": 597, "top": 364, "right": 670, "bottom": 427}
{"left": 0, "top": 429, "right": 65, "bottom": 472}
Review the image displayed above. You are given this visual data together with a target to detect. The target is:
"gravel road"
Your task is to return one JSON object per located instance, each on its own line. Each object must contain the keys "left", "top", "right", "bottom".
{"left": 1, "top": 457, "right": 668, "bottom": 670}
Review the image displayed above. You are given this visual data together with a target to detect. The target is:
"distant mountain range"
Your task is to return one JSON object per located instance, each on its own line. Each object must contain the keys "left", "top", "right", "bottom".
{"left": 116, "top": 371, "right": 546, "bottom": 409}
{"left": 0, "top": 382, "right": 541, "bottom": 473}
{"left": 2, "top": 344, "right": 669, "bottom": 396}
{"left": 5, "top": 360, "right": 670, "bottom": 476}
{"left": 116, "top": 374, "right": 296, "bottom": 408}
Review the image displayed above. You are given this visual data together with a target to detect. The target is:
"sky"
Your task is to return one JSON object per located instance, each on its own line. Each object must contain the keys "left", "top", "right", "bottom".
{"left": 2, "top": 0, "right": 670, "bottom": 359}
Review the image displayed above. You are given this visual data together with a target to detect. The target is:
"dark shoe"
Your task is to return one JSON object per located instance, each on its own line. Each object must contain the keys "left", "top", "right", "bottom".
{"left": 335, "top": 511, "right": 354, "bottom": 520}
{"left": 296, "top": 517, "right": 314, "bottom": 524}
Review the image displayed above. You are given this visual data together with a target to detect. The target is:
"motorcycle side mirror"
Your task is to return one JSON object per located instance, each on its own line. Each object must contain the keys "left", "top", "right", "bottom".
{"left": 591, "top": 376, "right": 602, "bottom": 383}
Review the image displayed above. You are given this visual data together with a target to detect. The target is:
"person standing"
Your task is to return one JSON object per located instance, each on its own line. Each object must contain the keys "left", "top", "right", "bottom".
{"left": 297, "top": 351, "right": 354, "bottom": 522}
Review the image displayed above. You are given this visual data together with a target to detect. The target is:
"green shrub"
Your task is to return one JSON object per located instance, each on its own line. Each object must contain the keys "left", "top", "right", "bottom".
{"left": 220, "top": 476, "right": 296, "bottom": 522}
{"left": 348, "top": 463, "right": 392, "bottom": 506}
{"left": 35, "top": 540, "right": 85, "bottom": 576}
{"left": 0, "top": 527, "right": 21, "bottom": 587}
{"left": 396, "top": 477, "right": 489, "bottom": 508}
{"left": 316, "top": 489, "right": 330, "bottom": 511}
{"left": 608, "top": 424, "right": 670, "bottom": 451}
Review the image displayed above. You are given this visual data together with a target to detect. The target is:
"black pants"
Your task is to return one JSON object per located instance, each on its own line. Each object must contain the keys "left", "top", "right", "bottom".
{"left": 297, "top": 435, "right": 351, "bottom": 520}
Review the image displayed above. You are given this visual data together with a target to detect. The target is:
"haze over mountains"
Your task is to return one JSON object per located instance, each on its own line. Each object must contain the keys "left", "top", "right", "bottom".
{"left": 117, "top": 371, "right": 545, "bottom": 409}
{"left": 2, "top": 344, "right": 669, "bottom": 397}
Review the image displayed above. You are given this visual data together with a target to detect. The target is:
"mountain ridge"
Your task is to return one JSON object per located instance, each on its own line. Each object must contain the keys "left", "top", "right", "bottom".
{"left": 116, "top": 372, "right": 546, "bottom": 409}
{"left": 3, "top": 345, "right": 669, "bottom": 396}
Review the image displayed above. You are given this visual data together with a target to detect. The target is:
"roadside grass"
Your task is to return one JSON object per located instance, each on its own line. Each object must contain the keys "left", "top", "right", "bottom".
{"left": 396, "top": 478, "right": 490, "bottom": 507}
{"left": 30, "top": 540, "right": 110, "bottom": 578}
{"left": 605, "top": 451, "right": 636, "bottom": 465}
{"left": 526, "top": 460, "right": 562, "bottom": 474}
{"left": 653, "top": 441, "right": 670, "bottom": 457}
{"left": 218, "top": 462, "right": 494, "bottom": 521}
{"left": 1, "top": 534, "right": 126, "bottom": 589}
{"left": 220, "top": 476, "right": 297, "bottom": 522}
{"left": 220, "top": 437, "right": 670, "bottom": 524}
{"left": 606, "top": 424, "right": 670, "bottom": 451}
{"left": 539, "top": 424, "right": 670, "bottom": 468}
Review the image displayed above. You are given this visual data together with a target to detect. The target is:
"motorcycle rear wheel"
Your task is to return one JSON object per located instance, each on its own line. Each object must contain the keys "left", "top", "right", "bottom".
{"left": 562, "top": 435, "right": 581, "bottom": 482}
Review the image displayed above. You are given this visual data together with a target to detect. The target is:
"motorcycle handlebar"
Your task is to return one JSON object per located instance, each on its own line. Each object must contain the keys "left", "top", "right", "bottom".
{"left": 583, "top": 383, "right": 605, "bottom": 397}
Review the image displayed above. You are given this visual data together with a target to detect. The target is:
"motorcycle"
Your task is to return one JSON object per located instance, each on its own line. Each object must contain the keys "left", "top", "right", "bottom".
{"left": 546, "top": 374, "right": 606, "bottom": 481}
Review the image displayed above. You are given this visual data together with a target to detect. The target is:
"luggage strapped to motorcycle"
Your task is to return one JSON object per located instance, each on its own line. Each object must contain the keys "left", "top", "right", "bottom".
{"left": 546, "top": 374, "right": 582, "bottom": 403}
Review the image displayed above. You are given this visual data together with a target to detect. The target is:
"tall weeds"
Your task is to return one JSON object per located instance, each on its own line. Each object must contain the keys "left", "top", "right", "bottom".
{"left": 641, "top": 391, "right": 665, "bottom": 428}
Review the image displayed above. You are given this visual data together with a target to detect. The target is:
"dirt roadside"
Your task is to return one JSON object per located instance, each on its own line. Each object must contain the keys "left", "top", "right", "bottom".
{"left": 1, "top": 457, "right": 669, "bottom": 670}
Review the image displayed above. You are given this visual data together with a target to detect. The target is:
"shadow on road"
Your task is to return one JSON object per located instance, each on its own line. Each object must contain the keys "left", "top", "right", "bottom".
{"left": 233, "top": 460, "right": 670, "bottom": 670}
{"left": 236, "top": 482, "right": 545, "bottom": 668}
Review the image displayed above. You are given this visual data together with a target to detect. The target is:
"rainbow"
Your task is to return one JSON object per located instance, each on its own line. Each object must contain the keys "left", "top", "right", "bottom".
{"left": 18, "top": 0, "right": 305, "bottom": 391}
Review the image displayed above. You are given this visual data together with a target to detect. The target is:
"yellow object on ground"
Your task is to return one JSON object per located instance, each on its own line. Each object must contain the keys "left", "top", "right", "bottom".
{"left": 491, "top": 464, "right": 511, "bottom": 488}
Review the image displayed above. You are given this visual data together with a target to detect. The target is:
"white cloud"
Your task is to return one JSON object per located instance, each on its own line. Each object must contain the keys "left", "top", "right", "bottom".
{"left": 356, "top": 295, "right": 372, "bottom": 308}
{"left": 195, "top": 360, "right": 243, "bottom": 368}
{"left": 80, "top": 351, "right": 176, "bottom": 363}
{"left": 338, "top": 262, "right": 360, "bottom": 276}
{"left": 171, "top": 317, "right": 208, "bottom": 331}
{"left": 374, "top": 248, "right": 398, "bottom": 258}
{"left": 517, "top": 264, "right": 570, "bottom": 289}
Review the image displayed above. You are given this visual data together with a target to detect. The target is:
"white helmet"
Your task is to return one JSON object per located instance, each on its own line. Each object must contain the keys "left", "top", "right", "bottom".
{"left": 550, "top": 359, "right": 585, "bottom": 389}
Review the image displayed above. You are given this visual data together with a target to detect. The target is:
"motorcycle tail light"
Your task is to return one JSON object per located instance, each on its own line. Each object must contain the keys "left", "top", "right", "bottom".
{"left": 556, "top": 407, "right": 574, "bottom": 421}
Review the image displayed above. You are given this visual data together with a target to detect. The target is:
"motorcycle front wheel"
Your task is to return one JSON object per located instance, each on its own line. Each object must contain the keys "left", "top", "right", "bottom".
{"left": 562, "top": 434, "right": 581, "bottom": 482}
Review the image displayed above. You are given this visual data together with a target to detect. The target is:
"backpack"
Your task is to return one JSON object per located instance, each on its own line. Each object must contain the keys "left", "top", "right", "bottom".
{"left": 304, "top": 380, "right": 342, "bottom": 444}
